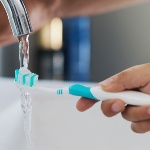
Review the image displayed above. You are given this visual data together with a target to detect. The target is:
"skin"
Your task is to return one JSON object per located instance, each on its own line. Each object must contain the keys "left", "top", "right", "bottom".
{"left": 0, "top": 0, "right": 149, "bottom": 46}
{"left": 76, "top": 64, "right": 150, "bottom": 133}
{"left": 0, "top": 0, "right": 150, "bottom": 133}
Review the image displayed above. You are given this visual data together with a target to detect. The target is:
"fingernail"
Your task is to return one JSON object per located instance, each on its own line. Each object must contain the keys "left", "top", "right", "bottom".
{"left": 111, "top": 103, "right": 121, "bottom": 112}
{"left": 147, "top": 108, "right": 150, "bottom": 115}
{"left": 101, "top": 77, "right": 114, "bottom": 87}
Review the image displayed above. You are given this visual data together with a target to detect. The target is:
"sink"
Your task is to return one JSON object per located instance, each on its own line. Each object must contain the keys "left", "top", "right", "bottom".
{"left": 0, "top": 78, "right": 150, "bottom": 150}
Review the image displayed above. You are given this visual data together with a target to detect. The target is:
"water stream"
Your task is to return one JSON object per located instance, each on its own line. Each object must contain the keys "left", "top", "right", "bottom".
{"left": 18, "top": 35, "right": 35, "bottom": 150}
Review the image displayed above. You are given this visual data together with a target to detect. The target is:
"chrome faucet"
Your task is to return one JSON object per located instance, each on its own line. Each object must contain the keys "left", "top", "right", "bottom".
{"left": 0, "top": 0, "right": 32, "bottom": 37}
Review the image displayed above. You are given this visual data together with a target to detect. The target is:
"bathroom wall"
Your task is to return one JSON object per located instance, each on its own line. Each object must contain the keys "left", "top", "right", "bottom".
{"left": 90, "top": 2, "right": 150, "bottom": 82}
{"left": 0, "top": 43, "right": 19, "bottom": 77}
{"left": 1, "top": 2, "right": 150, "bottom": 82}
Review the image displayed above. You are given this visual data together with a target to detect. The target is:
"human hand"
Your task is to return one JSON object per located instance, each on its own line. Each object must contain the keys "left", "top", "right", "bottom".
{"left": 76, "top": 63, "right": 150, "bottom": 133}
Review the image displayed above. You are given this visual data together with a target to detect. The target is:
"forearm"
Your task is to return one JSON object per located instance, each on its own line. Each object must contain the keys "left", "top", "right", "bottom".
{"left": 0, "top": 0, "right": 149, "bottom": 46}
{"left": 55, "top": 0, "right": 149, "bottom": 17}
{"left": 0, "top": 0, "right": 56, "bottom": 46}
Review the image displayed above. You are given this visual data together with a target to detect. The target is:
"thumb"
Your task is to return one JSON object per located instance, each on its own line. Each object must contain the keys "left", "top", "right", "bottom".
{"left": 99, "top": 64, "right": 150, "bottom": 92}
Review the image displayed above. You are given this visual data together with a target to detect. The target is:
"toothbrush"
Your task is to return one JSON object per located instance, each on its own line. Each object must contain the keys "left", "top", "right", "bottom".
{"left": 15, "top": 68, "right": 150, "bottom": 106}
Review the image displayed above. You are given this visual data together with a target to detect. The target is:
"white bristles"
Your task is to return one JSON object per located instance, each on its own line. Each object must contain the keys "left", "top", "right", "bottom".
{"left": 15, "top": 68, "right": 39, "bottom": 87}
{"left": 15, "top": 68, "right": 70, "bottom": 94}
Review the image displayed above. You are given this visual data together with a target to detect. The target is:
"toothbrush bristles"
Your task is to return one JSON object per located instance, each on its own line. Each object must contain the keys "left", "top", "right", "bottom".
{"left": 15, "top": 69, "right": 39, "bottom": 87}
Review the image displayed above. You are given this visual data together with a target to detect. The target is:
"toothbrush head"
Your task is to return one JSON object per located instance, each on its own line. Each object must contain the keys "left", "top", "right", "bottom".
{"left": 15, "top": 68, "right": 39, "bottom": 88}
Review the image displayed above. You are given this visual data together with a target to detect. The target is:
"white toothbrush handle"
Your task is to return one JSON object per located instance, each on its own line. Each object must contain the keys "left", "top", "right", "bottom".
{"left": 91, "top": 86, "right": 150, "bottom": 105}
{"left": 35, "top": 84, "right": 150, "bottom": 105}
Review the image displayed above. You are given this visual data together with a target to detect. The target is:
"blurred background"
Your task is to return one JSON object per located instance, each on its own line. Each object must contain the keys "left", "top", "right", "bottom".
{"left": 1, "top": 2, "right": 150, "bottom": 82}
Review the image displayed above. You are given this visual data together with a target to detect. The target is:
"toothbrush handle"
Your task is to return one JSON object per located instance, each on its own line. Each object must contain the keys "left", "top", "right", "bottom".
{"left": 69, "top": 84, "right": 150, "bottom": 105}
{"left": 91, "top": 86, "right": 150, "bottom": 105}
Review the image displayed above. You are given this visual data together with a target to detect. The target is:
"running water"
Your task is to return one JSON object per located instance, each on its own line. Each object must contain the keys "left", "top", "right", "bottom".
{"left": 18, "top": 35, "right": 35, "bottom": 150}
{"left": 19, "top": 35, "right": 29, "bottom": 69}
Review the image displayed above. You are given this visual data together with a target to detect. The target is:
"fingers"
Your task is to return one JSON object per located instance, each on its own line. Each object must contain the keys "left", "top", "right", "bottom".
{"left": 122, "top": 105, "right": 150, "bottom": 133}
{"left": 99, "top": 64, "right": 150, "bottom": 93}
{"left": 140, "top": 81, "right": 150, "bottom": 94}
{"left": 76, "top": 98, "right": 98, "bottom": 112}
{"left": 77, "top": 64, "right": 150, "bottom": 112}
{"left": 122, "top": 105, "right": 150, "bottom": 122}
{"left": 101, "top": 99, "right": 125, "bottom": 117}
{"left": 131, "top": 121, "right": 150, "bottom": 133}
{"left": 76, "top": 98, "right": 150, "bottom": 133}
{"left": 76, "top": 98, "right": 125, "bottom": 117}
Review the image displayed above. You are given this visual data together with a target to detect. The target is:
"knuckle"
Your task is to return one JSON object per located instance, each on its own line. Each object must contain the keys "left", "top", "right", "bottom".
{"left": 101, "top": 103, "right": 109, "bottom": 117}
{"left": 131, "top": 122, "right": 150, "bottom": 133}
{"left": 144, "top": 63, "right": 150, "bottom": 69}
{"left": 116, "top": 71, "right": 127, "bottom": 81}
{"left": 138, "top": 124, "right": 147, "bottom": 132}
{"left": 121, "top": 112, "right": 129, "bottom": 120}
{"left": 131, "top": 124, "right": 140, "bottom": 133}
{"left": 101, "top": 100, "right": 121, "bottom": 117}
{"left": 101, "top": 101, "right": 113, "bottom": 117}
{"left": 116, "top": 71, "right": 129, "bottom": 88}
{"left": 121, "top": 112, "right": 134, "bottom": 122}
{"left": 122, "top": 106, "right": 143, "bottom": 122}
{"left": 121, "top": 107, "right": 133, "bottom": 121}
{"left": 131, "top": 124, "right": 138, "bottom": 133}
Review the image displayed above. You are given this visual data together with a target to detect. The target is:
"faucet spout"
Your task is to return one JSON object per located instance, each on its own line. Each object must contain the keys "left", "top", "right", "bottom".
{"left": 1, "top": 0, "right": 32, "bottom": 37}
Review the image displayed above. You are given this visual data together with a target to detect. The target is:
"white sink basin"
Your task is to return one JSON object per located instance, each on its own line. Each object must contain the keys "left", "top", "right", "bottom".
{"left": 0, "top": 78, "right": 150, "bottom": 150}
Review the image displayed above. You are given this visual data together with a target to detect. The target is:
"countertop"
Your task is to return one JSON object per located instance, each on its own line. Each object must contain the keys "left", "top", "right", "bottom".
{"left": 0, "top": 78, "right": 149, "bottom": 150}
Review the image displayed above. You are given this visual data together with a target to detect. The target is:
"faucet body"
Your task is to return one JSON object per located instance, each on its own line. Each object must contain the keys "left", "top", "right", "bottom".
{"left": 0, "top": 0, "right": 32, "bottom": 37}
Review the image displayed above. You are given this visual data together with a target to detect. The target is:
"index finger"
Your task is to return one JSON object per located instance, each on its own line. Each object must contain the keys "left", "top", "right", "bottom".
{"left": 76, "top": 97, "right": 98, "bottom": 112}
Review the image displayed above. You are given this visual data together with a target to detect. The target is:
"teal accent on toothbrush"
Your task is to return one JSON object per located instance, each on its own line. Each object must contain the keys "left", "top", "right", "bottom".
{"left": 56, "top": 84, "right": 98, "bottom": 100}
{"left": 15, "top": 69, "right": 19, "bottom": 82}
{"left": 57, "top": 89, "right": 63, "bottom": 94}
{"left": 30, "top": 74, "right": 38, "bottom": 87}
{"left": 69, "top": 84, "right": 98, "bottom": 100}
{"left": 15, "top": 69, "right": 38, "bottom": 87}
{"left": 23, "top": 74, "right": 29, "bottom": 85}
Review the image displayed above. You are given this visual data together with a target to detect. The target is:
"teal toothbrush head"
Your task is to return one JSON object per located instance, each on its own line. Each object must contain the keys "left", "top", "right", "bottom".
{"left": 15, "top": 68, "right": 38, "bottom": 88}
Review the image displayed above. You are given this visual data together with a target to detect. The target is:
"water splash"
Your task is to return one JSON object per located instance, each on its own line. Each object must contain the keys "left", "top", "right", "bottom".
{"left": 18, "top": 35, "right": 35, "bottom": 150}
{"left": 20, "top": 90, "right": 35, "bottom": 150}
